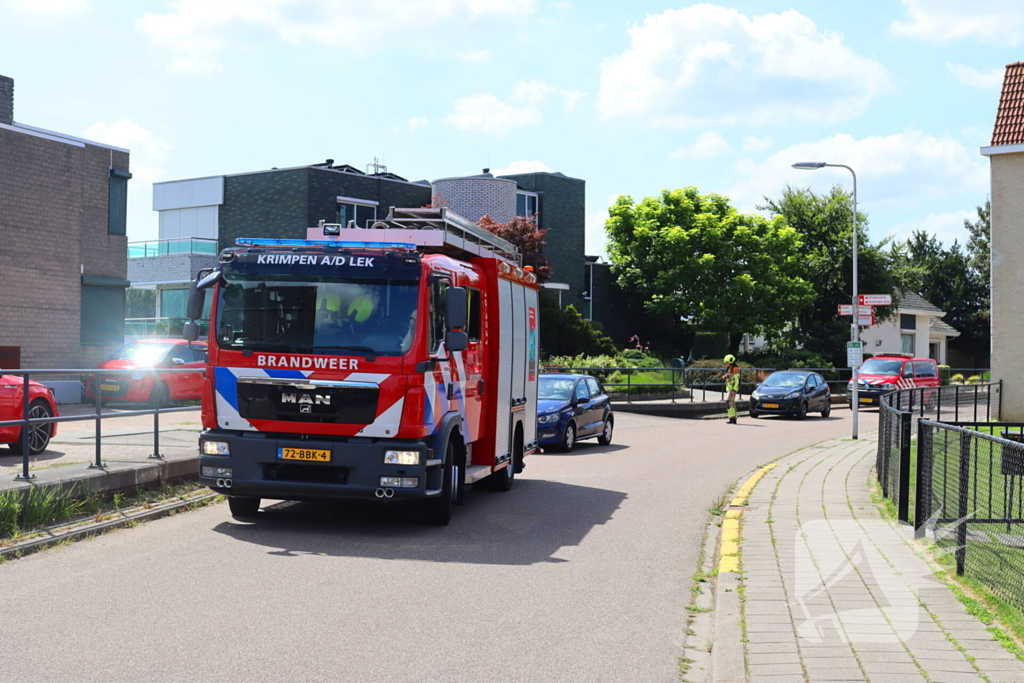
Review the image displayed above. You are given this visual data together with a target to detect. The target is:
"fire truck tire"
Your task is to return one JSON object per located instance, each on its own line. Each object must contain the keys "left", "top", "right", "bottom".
{"left": 148, "top": 381, "right": 170, "bottom": 409}
{"left": 228, "top": 496, "right": 261, "bottom": 518}
{"left": 424, "top": 440, "right": 456, "bottom": 525}
{"left": 490, "top": 427, "right": 520, "bottom": 492}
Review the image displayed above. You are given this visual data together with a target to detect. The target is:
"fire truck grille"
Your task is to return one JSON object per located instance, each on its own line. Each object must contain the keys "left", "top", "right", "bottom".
{"left": 235, "top": 379, "right": 379, "bottom": 425}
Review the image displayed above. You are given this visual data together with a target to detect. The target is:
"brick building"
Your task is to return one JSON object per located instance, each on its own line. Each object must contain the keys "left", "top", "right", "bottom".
{"left": 0, "top": 74, "right": 131, "bottom": 369}
{"left": 982, "top": 61, "right": 1024, "bottom": 420}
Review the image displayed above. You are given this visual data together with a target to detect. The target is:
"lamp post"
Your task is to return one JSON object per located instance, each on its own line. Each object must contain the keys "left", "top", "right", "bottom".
{"left": 792, "top": 161, "right": 860, "bottom": 440}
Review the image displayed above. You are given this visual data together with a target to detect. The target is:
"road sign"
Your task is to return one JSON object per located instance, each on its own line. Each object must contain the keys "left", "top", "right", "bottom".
{"left": 838, "top": 304, "right": 873, "bottom": 315}
{"left": 847, "top": 341, "right": 864, "bottom": 368}
{"left": 859, "top": 294, "right": 892, "bottom": 306}
{"left": 857, "top": 314, "right": 875, "bottom": 326}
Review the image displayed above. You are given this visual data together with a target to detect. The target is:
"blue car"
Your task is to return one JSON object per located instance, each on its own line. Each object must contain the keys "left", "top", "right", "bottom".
{"left": 537, "top": 374, "right": 614, "bottom": 452}
{"left": 749, "top": 370, "right": 832, "bottom": 419}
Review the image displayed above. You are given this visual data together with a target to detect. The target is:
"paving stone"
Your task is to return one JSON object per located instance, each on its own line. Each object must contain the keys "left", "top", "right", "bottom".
{"left": 747, "top": 652, "right": 803, "bottom": 665}
{"left": 801, "top": 666, "right": 865, "bottom": 680}
{"left": 748, "top": 662, "right": 805, "bottom": 677}
{"left": 917, "top": 658, "right": 979, "bottom": 674}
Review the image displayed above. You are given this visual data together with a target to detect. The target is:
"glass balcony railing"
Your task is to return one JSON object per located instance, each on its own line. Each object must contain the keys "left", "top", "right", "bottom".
{"left": 127, "top": 238, "right": 219, "bottom": 259}
{"left": 124, "top": 318, "right": 210, "bottom": 339}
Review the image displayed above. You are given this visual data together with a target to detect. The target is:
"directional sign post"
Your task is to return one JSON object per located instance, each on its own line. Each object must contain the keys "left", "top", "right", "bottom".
{"left": 859, "top": 294, "right": 892, "bottom": 306}
{"left": 857, "top": 314, "right": 875, "bottom": 326}
{"left": 838, "top": 304, "right": 874, "bottom": 316}
{"left": 847, "top": 341, "right": 864, "bottom": 368}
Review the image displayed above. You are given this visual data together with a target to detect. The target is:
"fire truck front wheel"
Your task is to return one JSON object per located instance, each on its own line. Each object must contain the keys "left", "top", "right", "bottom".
{"left": 228, "top": 496, "right": 261, "bottom": 519}
{"left": 424, "top": 440, "right": 458, "bottom": 525}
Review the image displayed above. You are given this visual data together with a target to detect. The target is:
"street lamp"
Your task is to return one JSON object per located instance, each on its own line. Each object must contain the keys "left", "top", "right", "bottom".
{"left": 792, "top": 161, "right": 860, "bottom": 440}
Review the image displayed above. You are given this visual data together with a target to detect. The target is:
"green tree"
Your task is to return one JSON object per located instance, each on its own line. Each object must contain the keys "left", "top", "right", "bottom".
{"left": 759, "top": 185, "right": 905, "bottom": 364}
{"left": 607, "top": 187, "right": 814, "bottom": 355}
{"left": 538, "top": 296, "right": 616, "bottom": 357}
{"left": 964, "top": 200, "right": 990, "bottom": 307}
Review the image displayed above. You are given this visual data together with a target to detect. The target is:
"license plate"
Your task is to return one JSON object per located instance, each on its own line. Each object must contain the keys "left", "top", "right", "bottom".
{"left": 100, "top": 384, "right": 120, "bottom": 392}
{"left": 860, "top": 397, "right": 873, "bottom": 403}
{"left": 277, "top": 447, "right": 331, "bottom": 462}
{"left": 762, "top": 403, "right": 779, "bottom": 409}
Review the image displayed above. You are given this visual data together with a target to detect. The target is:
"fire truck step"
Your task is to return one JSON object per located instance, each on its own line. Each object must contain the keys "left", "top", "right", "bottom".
{"left": 464, "top": 465, "right": 492, "bottom": 484}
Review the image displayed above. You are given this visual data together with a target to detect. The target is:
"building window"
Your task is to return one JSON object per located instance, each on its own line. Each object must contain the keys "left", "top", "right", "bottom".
{"left": 516, "top": 192, "right": 538, "bottom": 218}
{"left": 337, "top": 201, "right": 377, "bottom": 228}
{"left": 900, "top": 314, "right": 916, "bottom": 330}
{"left": 81, "top": 284, "right": 126, "bottom": 346}
{"left": 901, "top": 333, "right": 915, "bottom": 355}
{"left": 108, "top": 168, "right": 132, "bottom": 235}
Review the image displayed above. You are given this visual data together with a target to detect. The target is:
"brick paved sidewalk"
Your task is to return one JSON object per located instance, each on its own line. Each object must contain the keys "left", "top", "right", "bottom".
{"left": 731, "top": 437, "right": 1024, "bottom": 683}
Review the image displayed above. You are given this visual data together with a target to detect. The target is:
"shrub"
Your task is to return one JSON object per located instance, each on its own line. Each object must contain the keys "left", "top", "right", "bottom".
{"left": 950, "top": 373, "right": 965, "bottom": 384}
{"left": 739, "top": 348, "right": 833, "bottom": 371}
{"left": 968, "top": 374, "right": 983, "bottom": 384}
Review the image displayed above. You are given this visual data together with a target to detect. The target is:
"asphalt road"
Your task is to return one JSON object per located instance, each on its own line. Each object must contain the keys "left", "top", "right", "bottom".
{"left": 0, "top": 408, "right": 868, "bottom": 682}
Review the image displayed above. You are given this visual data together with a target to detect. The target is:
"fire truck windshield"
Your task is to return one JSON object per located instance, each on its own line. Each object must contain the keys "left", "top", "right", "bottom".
{"left": 216, "top": 276, "right": 420, "bottom": 357}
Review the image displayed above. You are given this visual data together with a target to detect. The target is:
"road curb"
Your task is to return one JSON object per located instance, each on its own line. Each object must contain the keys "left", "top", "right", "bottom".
{"left": 709, "top": 463, "right": 779, "bottom": 682}
{"left": 0, "top": 490, "right": 220, "bottom": 560}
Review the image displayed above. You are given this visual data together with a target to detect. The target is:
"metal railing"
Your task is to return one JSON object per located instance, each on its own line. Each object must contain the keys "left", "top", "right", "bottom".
{"left": 876, "top": 382, "right": 1003, "bottom": 521}
{"left": 125, "top": 318, "right": 210, "bottom": 339}
{"left": 538, "top": 366, "right": 778, "bottom": 403}
{"left": 127, "top": 237, "right": 218, "bottom": 259}
{"left": 0, "top": 368, "right": 204, "bottom": 481}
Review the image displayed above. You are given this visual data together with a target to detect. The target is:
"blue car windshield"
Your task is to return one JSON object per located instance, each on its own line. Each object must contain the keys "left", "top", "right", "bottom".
{"left": 761, "top": 372, "right": 808, "bottom": 388}
{"left": 539, "top": 378, "right": 576, "bottom": 401}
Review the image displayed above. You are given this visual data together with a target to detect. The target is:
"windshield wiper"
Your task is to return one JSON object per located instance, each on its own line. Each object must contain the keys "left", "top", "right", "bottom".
{"left": 233, "top": 342, "right": 304, "bottom": 353}
{"left": 317, "top": 345, "right": 378, "bottom": 362}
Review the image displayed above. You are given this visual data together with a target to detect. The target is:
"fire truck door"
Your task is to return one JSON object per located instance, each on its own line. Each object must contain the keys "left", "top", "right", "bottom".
{"left": 495, "top": 279, "right": 513, "bottom": 461}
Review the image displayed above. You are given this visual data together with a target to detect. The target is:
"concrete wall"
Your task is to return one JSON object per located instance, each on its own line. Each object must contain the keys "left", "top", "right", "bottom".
{"left": 991, "top": 152, "right": 1024, "bottom": 419}
{"left": 128, "top": 253, "right": 219, "bottom": 286}
{"left": 0, "top": 123, "right": 129, "bottom": 368}
{"left": 0, "top": 75, "right": 12, "bottom": 126}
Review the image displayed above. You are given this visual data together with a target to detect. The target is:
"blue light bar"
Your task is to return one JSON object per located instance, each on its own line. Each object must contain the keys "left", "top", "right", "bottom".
{"left": 235, "top": 238, "right": 417, "bottom": 250}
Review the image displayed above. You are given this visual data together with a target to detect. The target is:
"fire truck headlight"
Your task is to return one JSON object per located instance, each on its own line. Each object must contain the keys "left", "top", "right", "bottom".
{"left": 400, "top": 477, "right": 419, "bottom": 488}
{"left": 380, "top": 476, "right": 402, "bottom": 487}
{"left": 384, "top": 450, "right": 420, "bottom": 465}
{"left": 201, "top": 466, "right": 232, "bottom": 478}
{"left": 202, "top": 440, "right": 230, "bottom": 455}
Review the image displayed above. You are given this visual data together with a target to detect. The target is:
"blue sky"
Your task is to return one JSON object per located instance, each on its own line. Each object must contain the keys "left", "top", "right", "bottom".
{"left": 3, "top": 0, "right": 1022, "bottom": 255}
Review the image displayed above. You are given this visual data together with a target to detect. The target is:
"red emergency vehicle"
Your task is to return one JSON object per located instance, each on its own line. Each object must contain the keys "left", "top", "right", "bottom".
{"left": 185, "top": 208, "right": 540, "bottom": 524}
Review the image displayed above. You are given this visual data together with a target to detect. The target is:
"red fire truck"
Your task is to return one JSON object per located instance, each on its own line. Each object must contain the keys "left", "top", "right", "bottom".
{"left": 183, "top": 208, "right": 540, "bottom": 524}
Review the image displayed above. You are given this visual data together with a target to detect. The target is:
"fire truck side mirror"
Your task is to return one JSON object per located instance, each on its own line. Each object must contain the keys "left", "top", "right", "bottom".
{"left": 445, "top": 286, "right": 468, "bottom": 331}
{"left": 182, "top": 321, "right": 201, "bottom": 342}
{"left": 445, "top": 330, "right": 468, "bottom": 353}
{"left": 186, "top": 283, "right": 206, "bottom": 321}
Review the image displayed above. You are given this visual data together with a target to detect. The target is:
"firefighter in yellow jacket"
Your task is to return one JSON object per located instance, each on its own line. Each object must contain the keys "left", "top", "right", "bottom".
{"left": 723, "top": 355, "right": 740, "bottom": 424}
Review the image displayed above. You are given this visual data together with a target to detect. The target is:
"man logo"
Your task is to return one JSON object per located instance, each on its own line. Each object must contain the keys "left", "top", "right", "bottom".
{"left": 281, "top": 393, "right": 331, "bottom": 406}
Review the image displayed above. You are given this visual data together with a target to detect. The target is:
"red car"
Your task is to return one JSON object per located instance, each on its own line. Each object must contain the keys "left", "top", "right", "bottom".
{"left": 846, "top": 354, "right": 940, "bottom": 406}
{"left": 0, "top": 374, "right": 58, "bottom": 455}
{"left": 87, "top": 339, "right": 207, "bottom": 407}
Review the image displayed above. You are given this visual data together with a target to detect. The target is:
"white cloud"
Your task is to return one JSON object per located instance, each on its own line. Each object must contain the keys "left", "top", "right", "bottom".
{"left": 887, "top": 210, "right": 975, "bottom": 246}
{"left": 456, "top": 49, "right": 492, "bottom": 64}
{"left": 729, "top": 131, "right": 988, "bottom": 215}
{"left": 398, "top": 117, "right": 428, "bottom": 133}
{"left": 83, "top": 118, "right": 170, "bottom": 240}
{"left": 891, "top": 0, "right": 1024, "bottom": 44}
{"left": 669, "top": 131, "right": 732, "bottom": 159}
{"left": 7, "top": 0, "right": 86, "bottom": 13}
{"left": 491, "top": 160, "right": 554, "bottom": 176}
{"left": 743, "top": 135, "right": 774, "bottom": 152}
{"left": 598, "top": 5, "right": 892, "bottom": 128}
{"left": 585, "top": 196, "right": 619, "bottom": 258}
{"left": 947, "top": 63, "right": 1005, "bottom": 89}
{"left": 445, "top": 80, "right": 584, "bottom": 137}
{"left": 553, "top": 1, "right": 573, "bottom": 10}
{"left": 137, "top": 0, "right": 537, "bottom": 73}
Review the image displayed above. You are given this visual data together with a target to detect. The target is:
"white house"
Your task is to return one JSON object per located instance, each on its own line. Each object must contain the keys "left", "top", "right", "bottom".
{"left": 746, "top": 291, "right": 960, "bottom": 364}
{"left": 858, "top": 293, "right": 960, "bottom": 365}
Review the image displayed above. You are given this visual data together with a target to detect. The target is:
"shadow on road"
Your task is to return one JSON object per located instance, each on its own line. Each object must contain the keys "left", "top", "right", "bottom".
{"left": 0, "top": 448, "right": 66, "bottom": 468}
{"left": 211, "top": 478, "right": 627, "bottom": 565}
{"left": 535, "top": 443, "right": 630, "bottom": 457}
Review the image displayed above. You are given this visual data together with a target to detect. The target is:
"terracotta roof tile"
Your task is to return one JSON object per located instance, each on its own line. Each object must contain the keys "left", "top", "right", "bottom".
{"left": 992, "top": 62, "right": 1024, "bottom": 146}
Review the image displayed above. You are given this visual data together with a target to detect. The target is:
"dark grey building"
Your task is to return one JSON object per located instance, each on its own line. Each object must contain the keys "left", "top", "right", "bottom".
{"left": 135, "top": 162, "right": 593, "bottom": 322}
{"left": 0, "top": 74, "right": 131, "bottom": 369}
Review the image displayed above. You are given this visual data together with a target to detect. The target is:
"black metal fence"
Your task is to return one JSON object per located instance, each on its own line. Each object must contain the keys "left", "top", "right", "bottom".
{"left": 539, "top": 366, "right": 778, "bottom": 403}
{"left": 0, "top": 368, "right": 204, "bottom": 481}
{"left": 877, "top": 382, "right": 1003, "bottom": 519}
{"left": 917, "top": 420, "right": 1024, "bottom": 608}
